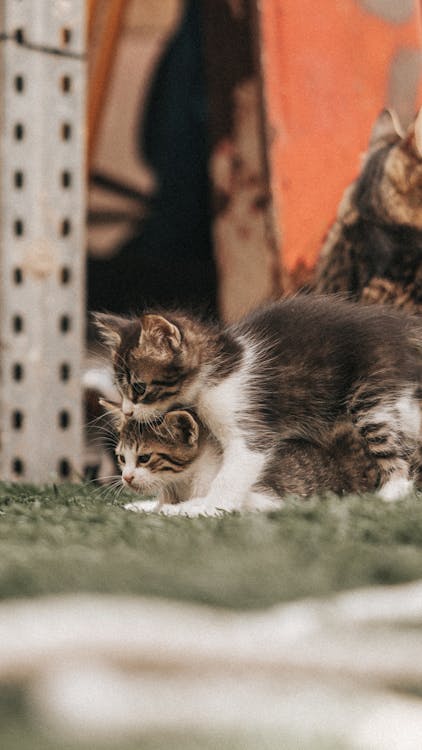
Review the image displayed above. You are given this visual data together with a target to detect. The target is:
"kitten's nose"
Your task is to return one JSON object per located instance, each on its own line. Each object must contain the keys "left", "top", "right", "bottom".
{"left": 123, "top": 472, "right": 134, "bottom": 485}
{"left": 122, "top": 398, "right": 134, "bottom": 416}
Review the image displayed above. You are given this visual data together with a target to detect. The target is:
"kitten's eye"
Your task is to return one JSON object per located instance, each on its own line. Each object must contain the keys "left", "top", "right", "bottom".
{"left": 117, "top": 454, "right": 125, "bottom": 464}
{"left": 136, "top": 453, "right": 151, "bottom": 466}
{"left": 132, "top": 381, "right": 146, "bottom": 399}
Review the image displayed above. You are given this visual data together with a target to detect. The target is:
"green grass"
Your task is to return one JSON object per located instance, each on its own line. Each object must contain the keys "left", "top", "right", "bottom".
{"left": 1, "top": 481, "right": 422, "bottom": 749}
{"left": 1, "top": 482, "right": 422, "bottom": 607}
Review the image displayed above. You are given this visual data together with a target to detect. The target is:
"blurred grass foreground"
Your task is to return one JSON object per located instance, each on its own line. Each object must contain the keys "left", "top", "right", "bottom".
{"left": 1, "top": 482, "right": 422, "bottom": 748}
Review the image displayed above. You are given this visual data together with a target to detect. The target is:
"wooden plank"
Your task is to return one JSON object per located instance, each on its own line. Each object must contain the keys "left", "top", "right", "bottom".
{"left": 87, "top": 0, "right": 129, "bottom": 164}
{"left": 202, "top": 0, "right": 281, "bottom": 321}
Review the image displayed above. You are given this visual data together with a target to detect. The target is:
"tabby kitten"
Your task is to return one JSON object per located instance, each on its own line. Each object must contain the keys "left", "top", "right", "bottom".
{"left": 109, "top": 406, "right": 379, "bottom": 515}
{"left": 109, "top": 406, "right": 222, "bottom": 507}
{"left": 94, "top": 294, "right": 422, "bottom": 513}
{"left": 315, "top": 108, "right": 422, "bottom": 312}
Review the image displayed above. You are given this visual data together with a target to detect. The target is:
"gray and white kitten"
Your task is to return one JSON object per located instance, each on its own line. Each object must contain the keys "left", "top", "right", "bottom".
{"left": 107, "top": 407, "right": 379, "bottom": 516}
{"left": 94, "top": 294, "right": 422, "bottom": 515}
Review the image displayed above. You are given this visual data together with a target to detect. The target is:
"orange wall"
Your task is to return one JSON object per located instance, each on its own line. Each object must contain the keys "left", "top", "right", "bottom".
{"left": 259, "top": 0, "right": 422, "bottom": 282}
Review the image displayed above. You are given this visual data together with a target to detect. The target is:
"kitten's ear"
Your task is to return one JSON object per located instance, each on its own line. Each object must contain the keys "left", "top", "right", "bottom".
{"left": 369, "top": 108, "right": 404, "bottom": 147}
{"left": 140, "top": 314, "right": 181, "bottom": 352}
{"left": 99, "top": 397, "right": 124, "bottom": 430}
{"left": 92, "top": 312, "right": 126, "bottom": 350}
{"left": 162, "top": 410, "right": 199, "bottom": 446}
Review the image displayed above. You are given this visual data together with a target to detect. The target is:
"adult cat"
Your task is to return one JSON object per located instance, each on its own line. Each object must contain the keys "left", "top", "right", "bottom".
{"left": 315, "top": 108, "right": 422, "bottom": 312}
{"left": 94, "top": 294, "right": 422, "bottom": 514}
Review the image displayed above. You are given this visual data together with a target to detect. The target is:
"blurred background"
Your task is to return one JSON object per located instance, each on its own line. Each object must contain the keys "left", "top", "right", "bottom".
{"left": 87, "top": 0, "right": 422, "bottom": 323}
{"left": 1, "top": 0, "right": 422, "bottom": 481}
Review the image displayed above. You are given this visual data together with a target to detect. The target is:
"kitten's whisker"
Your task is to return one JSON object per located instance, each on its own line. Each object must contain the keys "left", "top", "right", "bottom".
{"left": 86, "top": 435, "right": 117, "bottom": 445}
{"left": 87, "top": 419, "right": 117, "bottom": 433}
{"left": 93, "top": 481, "right": 122, "bottom": 500}
{"left": 84, "top": 475, "right": 121, "bottom": 491}
{"left": 86, "top": 410, "right": 112, "bottom": 426}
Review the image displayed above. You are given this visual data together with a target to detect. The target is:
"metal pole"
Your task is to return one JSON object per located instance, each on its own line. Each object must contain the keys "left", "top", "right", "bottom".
{"left": 0, "top": 0, "right": 86, "bottom": 482}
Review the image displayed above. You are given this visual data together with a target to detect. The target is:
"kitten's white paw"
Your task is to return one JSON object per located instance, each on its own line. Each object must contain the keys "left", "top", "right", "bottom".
{"left": 159, "top": 498, "right": 236, "bottom": 518}
{"left": 378, "top": 477, "right": 414, "bottom": 502}
{"left": 158, "top": 493, "right": 280, "bottom": 518}
{"left": 124, "top": 500, "right": 160, "bottom": 513}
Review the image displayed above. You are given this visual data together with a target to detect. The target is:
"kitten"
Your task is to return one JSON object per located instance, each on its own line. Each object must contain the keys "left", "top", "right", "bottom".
{"left": 94, "top": 295, "right": 422, "bottom": 513}
{"left": 315, "top": 108, "right": 422, "bottom": 312}
{"left": 107, "top": 406, "right": 378, "bottom": 515}
{"left": 109, "top": 406, "right": 222, "bottom": 507}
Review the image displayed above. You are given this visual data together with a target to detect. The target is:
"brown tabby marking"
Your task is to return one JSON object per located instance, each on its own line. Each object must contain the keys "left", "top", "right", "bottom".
{"left": 315, "top": 108, "right": 422, "bottom": 313}
{"left": 259, "top": 420, "right": 379, "bottom": 497}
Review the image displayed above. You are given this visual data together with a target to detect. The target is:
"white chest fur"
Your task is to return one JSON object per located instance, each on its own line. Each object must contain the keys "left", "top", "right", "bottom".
{"left": 197, "top": 346, "right": 251, "bottom": 445}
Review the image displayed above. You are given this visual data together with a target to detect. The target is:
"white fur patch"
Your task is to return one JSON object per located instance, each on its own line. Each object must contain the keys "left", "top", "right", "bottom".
{"left": 378, "top": 477, "right": 414, "bottom": 502}
{"left": 193, "top": 341, "right": 271, "bottom": 511}
{"left": 395, "top": 393, "right": 421, "bottom": 439}
{"left": 367, "top": 390, "right": 420, "bottom": 439}
{"left": 190, "top": 443, "right": 222, "bottom": 498}
{"left": 198, "top": 373, "right": 245, "bottom": 445}
{"left": 124, "top": 500, "right": 160, "bottom": 513}
{"left": 157, "top": 488, "right": 279, "bottom": 517}
{"left": 82, "top": 366, "right": 118, "bottom": 401}
{"left": 158, "top": 498, "right": 236, "bottom": 517}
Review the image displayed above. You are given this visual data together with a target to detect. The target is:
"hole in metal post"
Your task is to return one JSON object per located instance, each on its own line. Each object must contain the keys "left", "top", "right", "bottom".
{"left": 60, "top": 218, "right": 71, "bottom": 237}
{"left": 14, "top": 75, "right": 25, "bottom": 93}
{"left": 12, "top": 363, "right": 24, "bottom": 381}
{"left": 59, "top": 315, "right": 71, "bottom": 333}
{"left": 58, "top": 458, "right": 71, "bottom": 478}
{"left": 13, "top": 268, "right": 23, "bottom": 285}
{"left": 14, "top": 171, "right": 24, "bottom": 189}
{"left": 15, "top": 28, "right": 25, "bottom": 44}
{"left": 58, "top": 410, "right": 71, "bottom": 429}
{"left": 12, "top": 315, "right": 23, "bottom": 333}
{"left": 60, "top": 75, "right": 72, "bottom": 93}
{"left": 61, "top": 27, "right": 72, "bottom": 46}
{"left": 59, "top": 363, "right": 71, "bottom": 381}
{"left": 12, "top": 411, "right": 24, "bottom": 430}
{"left": 13, "top": 219, "right": 24, "bottom": 236}
{"left": 61, "top": 122, "right": 72, "bottom": 141}
{"left": 60, "top": 267, "right": 71, "bottom": 284}
{"left": 12, "top": 458, "right": 24, "bottom": 476}
{"left": 13, "top": 123, "right": 24, "bottom": 140}
{"left": 61, "top": 171, "right": 72, "bottom": 188}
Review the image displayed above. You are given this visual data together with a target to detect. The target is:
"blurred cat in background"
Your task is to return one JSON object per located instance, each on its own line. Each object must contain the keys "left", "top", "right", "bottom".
{"left": 315, "top": 108, "right": 422, "bottom": 313}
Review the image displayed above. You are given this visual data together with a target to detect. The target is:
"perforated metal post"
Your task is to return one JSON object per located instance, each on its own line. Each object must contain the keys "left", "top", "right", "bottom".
{"left": 0, "top": 0, "right": 86, "bottom": 482}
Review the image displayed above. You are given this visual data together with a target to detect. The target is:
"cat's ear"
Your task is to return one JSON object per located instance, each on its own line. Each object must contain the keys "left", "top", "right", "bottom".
{"left": 92, "top": 312, "right": 126, "bottom": 350}
{"left": 369, "top": 108, "right": 404, "bottom": 147}
{"left": 99, "top": 397, "right": 125, "bottom": 430}
{"left": 162, "top": 410, "right": 199, "bottom": 446}
{"left": 140, "top": 314, "right": 182, "bottom": 352}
